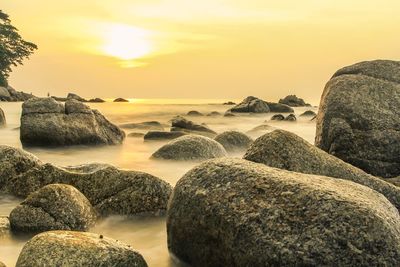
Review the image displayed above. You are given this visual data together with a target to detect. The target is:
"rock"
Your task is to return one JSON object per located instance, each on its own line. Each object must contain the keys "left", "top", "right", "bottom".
{"left": 243, "top": 129, "right": 400, "bottom": 210}
{"left": 214, "top": 131, "right": 253, "bottom": 152}
{"left": 20, "top": 98, "right": 125, "bottom": 146}
{"left": 51, "top": 96, "right": 68, "bottom": 102}
{"left": 279, "top": 94, "right": 311, "bottom": 107}
{"left": 300, "top": 110, "right": 317, "bottom": 117}
{"left": 120, "top": 121, "right": 164, "bottom": 131}
{"left": 0, "top": 86, "right": 35, "bottom": 102}
{"left": 265, "top": 102, "right": 294, "bottom": 113}
{"left": 284, "top": 114, "right": 296, "bottom": 121}
{"left": 270, "top": 114, "right": 285, "bottom": 121}
{"left": 0, "top": 87, "right": 10, "bottom": 98}
{"left": 0, "top": 261, "right": 5, "bottom": 267}
{"left": 187, "top": 111, "right": 203, "bottom": 116}
{"left": 206, "top": 111, "right": 221, "bottom": 116}
{"left": 229, "top": 96, "right": 270, "bottom": 113}
{"left": 10, "top": 184, "right": 97, "bottom": 233}
{"left": 246, "top": 124, "right": 275, "bottom": 135}
{"left": 387, "top": 177, "right": 400, "bottom": 187}
{"left": 16, "top": 231, "right": 148, "bottom": 267}
{"left": 223, "top": 112, "right": 235, "bottom": 117}
{"left": 114, "top": 98, "right": 129, "bottom": 102}
{"left": 223, "top": 101, "right": 236, "bottom": 105}
{"left": 67, "top": 93, "right": 87, "bottom": 102}
{"left": 88, "top": 98, "right": 105, "bottom": 103}
{"left": 0, "top": 107, "right": 5, "bottom": 127}
{"left": 151, "top": 135, "right": 227, "bottom": 161}
{"left": 0, "top": 145, "right": 42, "bottom": 191}
{"left": 0, "top": 216, "right": 10, "bottom": 237}
{"left": 7, "top": 162, "right": 172, "bottom": 216}
{"left": 171, "top": 116, "right": 217, "bottom": 137}
{"left": 127, "top": 132, "right": 145, "bottom": 138}
{"left": 167, "top": 158, "right": 400, "bottom": 267}
{"left": 315, "top": 60, "right": 400, "bottom": 178}
{"left": 144, "top": 131, "right": 187, "bottom": 141}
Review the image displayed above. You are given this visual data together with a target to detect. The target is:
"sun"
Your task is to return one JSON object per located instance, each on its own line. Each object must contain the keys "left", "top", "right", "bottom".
{"left": 101, "top": 24, "right": 153, "bottom": 63}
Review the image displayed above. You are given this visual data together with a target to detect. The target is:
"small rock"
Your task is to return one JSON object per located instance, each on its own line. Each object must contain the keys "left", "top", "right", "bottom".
{"left": 265, "top": 102, "right": 294, "bottom": 113}
{"left": 214, "top": 131, "right": 253, "bottom": 152}
{"left": 88, "top": 98, "right": 105, "bottom": 103}
{"left": 299, "top": 110, "right": 317, "bottom": 117}
{"left": 270, "top": 114, "right": 285, "bottom": 121}
{"left": 67, "top": 93, "right": 87, "bottom": 102}
{"left": 113, "top": 98, "right": 129, "bottom": 102}
{"left": 223, "top": 101, "right": 236, "bottom": 105}
{"left": 206, "top": 111, "right": 221, "bottom": 116}
{"left": 144, "top": 131, "right": 187, "bottom": 141}
{"left": 187, "top": 111, "right": 203, "bottom": 116}
{"left": 284, "top": 114, "right": 296, "bottom": 121}
{"left": 279, "top": 94, "right": 311, "bottom": 107}
{"left": 171, "top": 116, "right": 217, "bottom": 137}
{"left": 223, "top": 112, "right": 235, "bottom": 117}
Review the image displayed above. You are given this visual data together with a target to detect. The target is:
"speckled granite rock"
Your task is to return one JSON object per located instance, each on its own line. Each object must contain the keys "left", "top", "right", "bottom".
{"left": 315, "top": 60, "right": 400, "bottom": 178}
{"left": 16, "top": 231, "right": 147, "bottom": 267}
{"left": 151, "top": 135, "right": 227, "bottom": 161}
{"left": 229, "top": 96, "right": 269, "bottom": 113}
{"left": 167, "top": 158, "right": 400, "bottom": 267}
{"left": 10, "top": 184, "right": 97, "bottom": 233}
{"left": 214, "top": 131, "right": 253, "bottom": 152}
{"left": 244, "top": 130, "right": 400, "bottom": 211}
{"left": 20, "top": 98, "right": 125, "bottom": 147}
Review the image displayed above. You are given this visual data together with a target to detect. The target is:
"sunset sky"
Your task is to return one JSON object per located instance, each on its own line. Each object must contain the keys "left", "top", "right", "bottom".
{"left": 3, "top": 1, "right": 400, "bottom": 103}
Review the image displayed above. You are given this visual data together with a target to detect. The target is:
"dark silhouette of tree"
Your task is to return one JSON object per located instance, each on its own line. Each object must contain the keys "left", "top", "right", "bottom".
{"left": 0, "top": 10, "right": 37, "bottom": 86}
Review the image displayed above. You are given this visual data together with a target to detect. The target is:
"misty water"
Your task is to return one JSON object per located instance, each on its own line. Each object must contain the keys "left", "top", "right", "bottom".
{"left": 0, "top": 99, "right": 317, "bottom": 266}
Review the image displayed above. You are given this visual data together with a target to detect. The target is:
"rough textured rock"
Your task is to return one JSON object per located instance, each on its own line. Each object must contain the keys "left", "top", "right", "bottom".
{"left": 151, "top": 135, "right": 227, "bottom": 161}
{"left": 271, "top": 114, "right": 285, "bottom": 121}
{"left": 170, "top": 116, "right": 216, "bottom": 137}
{"left": 214, "top": 131, "right": 253, "bottom": 152}
{"left": 7, "top": 162, "right": 172, "bottom": 216}
{"left": 88, "top": 98, "right": 105, "bottom": 103}
{"left": 229, "top": 96, "right": 270, "bottom": 113}
{"left": 120, "top": 121, "right": 164, "bottom": 131}
{"left": 16, "top": 231, "right": 148, "bottom": 267}
{"left": 266, "top": 102, "right": 294, "bottom": 113}
{"left": 144, "top": 131, "right": 187, "bottom": 141}
{"left": 300, "top": 110, "right": 317, "bottom": 117}
{"left": 0, "top": 86, "right": 35, "bottom": 102}
{"left": 187, "top": 110, "right": 203, "bottom": 116}
{"left": 0, "top": 216, "right": 10, "bottom": 237}
{"left": 67, "top": 93, "right": 87, "bottom": 102}
{"left": 279, "top": 95, "right": 310, "bottom": 107}
{"left": 20, "top": 98, "right": 125, "bottom": 146}
{"left": 114, "top": 98, "right": 129, "bottom": 102}
{"left": 10, "top": 184, "right": 97, "bottom": 233}
{"left": 315, "top": 60, "right": 400, "bottom": 178}
{"left": 284, "top": 114, "right": 297, "bottom": 121}
{"left": 167, "top": 158, "right": 400, "bottom": 267}
{"left": 244, "top": 129, "right": 400, "bottom": 210}
{"left": 0, "top": 145, "right": 42, "bottom": 192}
{"left": 0, "top": 107, "right": 5, "bottom": 127}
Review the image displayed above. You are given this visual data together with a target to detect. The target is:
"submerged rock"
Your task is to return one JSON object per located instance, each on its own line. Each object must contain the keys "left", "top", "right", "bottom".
{"left": 10, "top": 184, "right": 97, "bottom": 233}
{"left": 214, "top": 131, "right": 253, "bottom": 152}
{"left": 170, "top": 116, "right": 217, "bottom": 137}
{"left": 270, "top": 114, "right": 285, "bottom": 121}
{"left": 300, "top": 110, "right": 317, "bottom": 117}
{"left": 206, "top": 111, "right": 221, "bottom": 116}
{"left": 187, "top": 110, "right": 203, "bottom": 116}
{"left": 16, "top": 231, "right": 148, "bottom": 267}
{"left": 265, "top": 102, "right": 294, "bottom": 113}
{"left": 120, "top": 121, "right": 164, "bottom": 131}
{"left": 0, "top": 107, "right": 5, "bottom": 127}
{"left": 229, "top": 96, "right": 269, "bottom": 113}
{"left": 20, "top": 98, "right": 125, "bottom": 147}
{"left": 167, "top": 158, "right": 400, "bottom": 267}
{"left": 114, "top": 98, "right": 129, "bottom": 102}
{"left": 284, "top": 114, "right": 297, "bottom": 121}
{"left": 243, "top": 130, "right": 400, "bottom": 210}
{"left": 144, "top": 131, "right": 187, "bottom": 141}
{"left": 315, "top": 60, "right": 400, "bottom": 178}
{"left": 279, "top": 94, "right": 311, "bottom": 107}
{"left": 151, "top": 135, "right": 227, "bottom": 161}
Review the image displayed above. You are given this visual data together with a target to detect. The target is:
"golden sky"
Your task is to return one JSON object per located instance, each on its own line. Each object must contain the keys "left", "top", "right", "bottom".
{"left": 3, "top": 0, "right": 400, "bottom": 103}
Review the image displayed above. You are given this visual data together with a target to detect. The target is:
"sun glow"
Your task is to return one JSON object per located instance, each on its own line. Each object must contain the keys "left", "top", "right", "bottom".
{"left": 101, "top": 24, "right": 153, "bottom": 65}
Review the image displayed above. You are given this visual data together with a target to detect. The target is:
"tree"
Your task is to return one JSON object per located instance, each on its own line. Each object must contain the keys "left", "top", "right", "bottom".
{"left": 0, "top": 10, "right": 37, "bottom": 86}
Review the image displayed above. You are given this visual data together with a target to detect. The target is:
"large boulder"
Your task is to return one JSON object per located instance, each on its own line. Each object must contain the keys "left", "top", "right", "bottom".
{"left": 167, "top": 158, "right": 400, "bottom": 267}
{"left": 170, "top": 116, "right": 217, "bottom": 137}
{"left": 151, "top": 135, "right": 227, "bottom": 161}
{"left": 67, "top": 93, "right": 87, "bottom": 102}
{"left": 20, "top": 98, "right": 125, "bottom": 146}
{"left": 279, "top": 95, "right": 310, "bottom": 107}
{"left": 0, "top": 86, "right": 35, "bottom": 102}
{"left": 214, "top": 131, "right": 253, "bottom": 152}
{"left": 10, "top": 184, "right": 97, "bottom": 233}
{"left": 265, "top": 102, "right": 294, "bottom": 113}
{"left": 7, "top": 163, "right": 172, "bottom": 216}
{"left": 243, "top": 130, "right": 400, "bottom": 210}
{"left": 120, "top": 121, "right": 164, "bottom": 131}
{"left": 0, "top": 107, "right": 5, "bottom": 127}
{"left": 144, "top": 131, "right": 187, "bottom": 141}
{"left": 315, "top": 60, "right": 400, "bottom": 178}
{"left": 0, "top": 145, "right": 42, "bottom": 191}
{"left": 16, "top": 231, "right": 147, "bottom": 267}
{"left": 229, "top": 96, "right": 270, "bottom": 113}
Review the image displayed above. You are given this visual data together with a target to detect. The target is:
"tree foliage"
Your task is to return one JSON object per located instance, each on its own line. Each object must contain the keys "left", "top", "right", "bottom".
{"left": 0, "top": 10, "right": 37, "bottom": 85}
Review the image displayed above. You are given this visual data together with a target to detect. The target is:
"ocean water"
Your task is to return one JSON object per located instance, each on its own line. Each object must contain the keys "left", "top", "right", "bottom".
{"left": 0, "top": 99, "right": 317, "bottom": 266}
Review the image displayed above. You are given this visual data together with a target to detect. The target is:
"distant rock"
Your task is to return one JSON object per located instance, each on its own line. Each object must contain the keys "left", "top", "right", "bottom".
{"left": 229, "top": 96, "right": 269, "bottom": 113}
{"left": 284, "top": 114, "right": 297, "bottom": 121}
{"left": 223, "top": 112, "right": 235, "bottom": 117}
{"left": 187, "top": 110, "right": 204, "bottom": 116}
{"left": 171, "top": 116, "right": 217, "bottom": 137}
{"left": 10, "top": 184, "right": 97, "bottom": 233}
{"left": 300, "top": 110, "right": 317, "bottom": 117}
{"left": 127, "top": 132, "right": 145, "bottom": 138}
{"left": 270, "top": 114, "right": 285, "bottom": 121}
{"left": 120, "top": 121, "right": 164, "bottom": 131}
{"left": 223, "top": 101, "right": 236, "bottom": 105}
{"left": 265, "top": 102, "right": 294, "bottom": 113}
{"left": 279, "top": 94, "right": 311, "bottom": 107}
{"left": 144, "top": 131, "right": 187, "bottom": 141}
{"left": 0, "top": 216, "right": 10, "bottom": 237}
{"left": 214, "top": 131, "right": 253, "bottom": 152}
{"left": 114, "top": 98, "right": 129, "bottom": 102}
{"left": 315, "top": 60, "right": 400, "bottom": 178}
{"left": 167, "top": 158, "right": 400, "bottom": 267}
{"left": 20, "top": 98, "right": 125, "bottom": 147}
{"left": 67, "top": 93, "right": 87, "bottom": 102}
{"left": 243, "top": 130, "right": 400, "bottom": 210}
{"left": 246, "top": 124, "right": 275, "bottom": 135}
{"left": 0, "top": 107, "right": 5, "bottom": 127}
{"left": 88, "top": 98, "right": 105, "bottom": 103}
{"left": 151, "top": 135, "right": 227, "bottom": 161}
{"left": 0, "top": 86, "right": 36, "bottom": 102}
{"left": 16, "top": 231, "right": 148, "bottom": 267}
{"left": 206, "top": 111, "right": 221, "bottom": 116}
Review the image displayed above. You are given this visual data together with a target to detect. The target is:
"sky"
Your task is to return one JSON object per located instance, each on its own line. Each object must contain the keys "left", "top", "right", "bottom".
{"left": 2, "top": 0, "right": 400, "bottom": 104}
